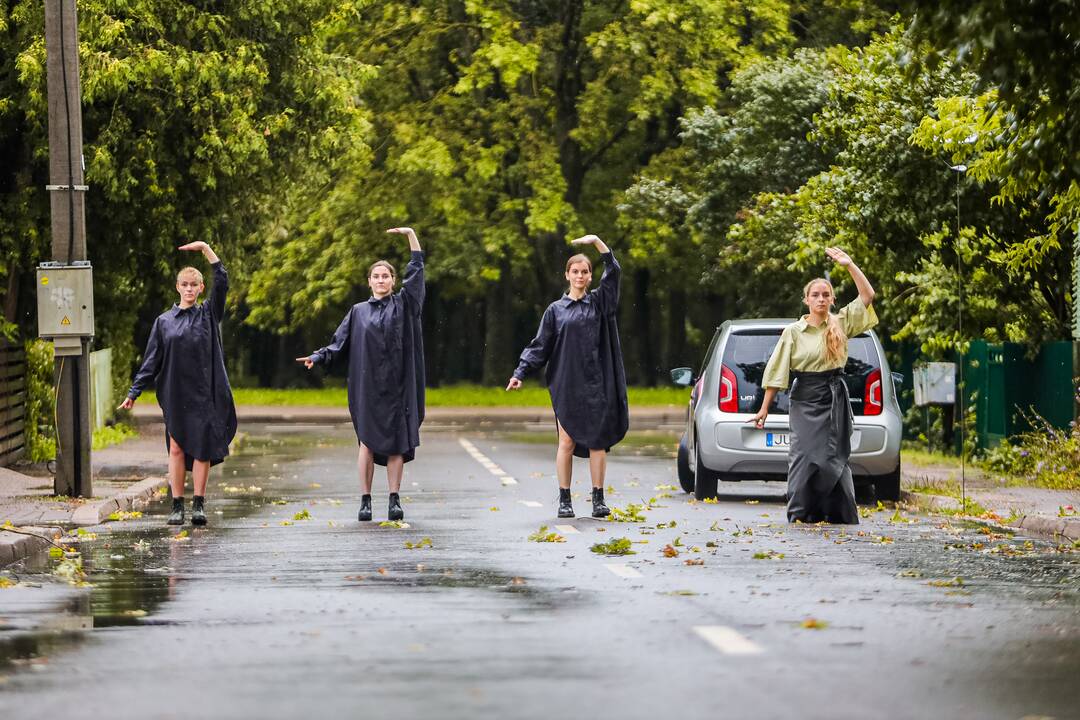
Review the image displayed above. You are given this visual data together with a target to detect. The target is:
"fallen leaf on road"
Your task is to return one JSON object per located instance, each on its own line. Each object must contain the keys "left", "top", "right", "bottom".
{"left": 509, "top": 577, "right": 527, "bottom": 585}
{"left": 684, "top": 558, "right": 704, "bottom": 566}
{"left": 752, "top": 550, "right": 784, "bottom": 560}
{"left": 379, "top": 521, "right": 410, "bottom": 529}
{"left": 528, "top": 525, "right": 566, "bottom": 543}
{"left": 703, "top": 497, "right": 719, "bottom": 504}
{"left": 293, "top": 509, "right": 312, "bottom": 521}
{"left": 404, "top": 537, "right": 433, "bottom": 550}
{"left": 171, "top": 531, "right": 190, "bottom": 542}
{"left": 928, "top": 577, "right": 964, "bottom": 588}
{"left": 800, "top": 618, "right": 828, "bottom": 630}
{"left": 280, "top": 520, "right": 293, "bottom": 526}
{"left": 662, "top": 544, "right": 679, "bottom": 558}
{"left": 744, "top": 500, "right": 760, "bottom": 505}
{"left": 309, "top": 483, "right": 322, "bottom": 489}
{"left": 489, "top": 507, "right": 500, "bottom": 512}
{"left": 377, "top": 568, "right": 388, "bottom": 575}
{"left": 590, "top": 538, "right": 635, "bottom": 555}
{"left": 344, "top": 575, "right": 365, "bottom": 582}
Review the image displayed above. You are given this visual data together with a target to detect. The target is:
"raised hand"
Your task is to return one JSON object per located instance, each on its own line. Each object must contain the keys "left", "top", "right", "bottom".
{"left": 178, "top": 241, "right": 209, "bottom": 253}
{"left": 295, "top": 356, "right": 315, "bottom": 370}
{"left": 386, "top": 227, "right": 421, "bottom": 251}
{"left": 570, "top": 234, "right": 609, "bottom": 253}
{"left": 505, "top": 377, "right": 522, "bottom": 391}
{"left": 825, "top": 247, "right": 852, "bottom": 266}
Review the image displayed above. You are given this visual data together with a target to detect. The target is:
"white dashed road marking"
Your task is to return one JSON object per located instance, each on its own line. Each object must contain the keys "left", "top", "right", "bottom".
{"left": 459, "top": 437, "right": 518, "bottom": 485}
{"left": 553, "top": 525, "right": 579, "bottom": 534}
{"left": 693, "top": 626, "right": 764, "bottom": 656}
{"left": 604, "top": 564, "right": 642, "bottom": 579}
{"left": 518, "top": 501, "right": 543, "bottom": 508}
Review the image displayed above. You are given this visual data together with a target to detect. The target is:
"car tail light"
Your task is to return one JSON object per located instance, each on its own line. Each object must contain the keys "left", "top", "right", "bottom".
{"left": 719, "top": 364, "right": 739, "bottom": 413}
{"left": 865, "top": 368, "right": 883, "bottom": 415}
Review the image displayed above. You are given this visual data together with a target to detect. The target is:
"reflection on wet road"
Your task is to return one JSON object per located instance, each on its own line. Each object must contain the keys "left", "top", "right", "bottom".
{"left": 1, "top": 425, "right": 1077, "bottom": 719}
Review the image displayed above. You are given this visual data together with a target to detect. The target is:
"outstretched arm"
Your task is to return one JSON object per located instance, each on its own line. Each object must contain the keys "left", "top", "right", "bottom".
{"left": 826, "top": 247, "right": 874, "bottom": 307}
{"left": 387, "top": 226, "right": 421, "bottom": 252}
{"left": 179, "top": 241, "right": 219, "bottom": 264}
{"left": 570, "top": 233, "right": 609, "bottom": 254}
{"left": 296, "top": 307, "right": 353, "bottom": 371}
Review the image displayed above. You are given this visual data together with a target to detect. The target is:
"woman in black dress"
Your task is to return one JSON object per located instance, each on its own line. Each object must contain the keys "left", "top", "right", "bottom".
{"left": 507, "top": 234, "right": 629, "bottom": 519}
{"left": 297, "top": 227, "right": 425, "bottom": 522}
{"left": 121, "top": 242, "right": 238, "bottom": 526}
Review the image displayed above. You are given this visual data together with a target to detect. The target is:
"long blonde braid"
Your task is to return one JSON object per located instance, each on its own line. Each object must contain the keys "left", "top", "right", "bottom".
{"left": 804, "top": 278, "right": 847, "bottom": 364}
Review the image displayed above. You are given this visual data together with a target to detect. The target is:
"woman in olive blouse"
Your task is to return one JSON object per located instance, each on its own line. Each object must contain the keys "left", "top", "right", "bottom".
{"left": 752, "top": 247, "right": 877, "bottom": 524}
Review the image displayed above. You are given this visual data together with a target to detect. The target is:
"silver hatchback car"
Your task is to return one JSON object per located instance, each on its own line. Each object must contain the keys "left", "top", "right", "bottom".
{"left": 671, "top": 319, "right": 903, "bottom": 501}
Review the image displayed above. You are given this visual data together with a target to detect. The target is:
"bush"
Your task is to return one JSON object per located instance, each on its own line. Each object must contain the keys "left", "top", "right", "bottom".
{"left": 981, "top": 412, "right": 1080, "bottom": 490}
{"left": 24, "top": 340, "right": 56, "bottom": 462}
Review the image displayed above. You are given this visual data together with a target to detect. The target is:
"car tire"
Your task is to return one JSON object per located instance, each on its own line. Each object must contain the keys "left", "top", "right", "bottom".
{"left": 677, "top": 435, "right": 694, "bottom": 494}
{"left": 693, "top": 446, "right": 720, "bottom": 501}
{"left": 873, "top": 462, "right": 901, "bottom": 502}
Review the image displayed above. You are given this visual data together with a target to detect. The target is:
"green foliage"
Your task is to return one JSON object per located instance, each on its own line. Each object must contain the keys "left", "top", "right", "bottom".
{"left": 24, "top": 340, "right": 55, "bottom": 462}
{"left": 590, "top": 537, "right": 635, "bottom": 555}
{"left": 528, "top": 525, "right": 565, "bottom": 543}
{"left": 981, "top": 414, "right": 1080, "bottom": 491}
{"left": 91, "top": 422, "right": 137, "bottom": 451}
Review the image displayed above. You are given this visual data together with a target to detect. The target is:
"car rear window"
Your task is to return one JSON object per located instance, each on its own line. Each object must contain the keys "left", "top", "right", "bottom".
{"left": 721, "top": 329, "right": 880, "bottom": 415}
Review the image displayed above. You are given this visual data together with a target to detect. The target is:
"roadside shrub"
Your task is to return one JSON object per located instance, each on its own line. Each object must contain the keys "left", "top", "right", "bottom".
{"left": 981, "top": 411, "right": 1080, "bottom": 490}
{"left": 24, "top": 339, "right": 56, "bottom": 462}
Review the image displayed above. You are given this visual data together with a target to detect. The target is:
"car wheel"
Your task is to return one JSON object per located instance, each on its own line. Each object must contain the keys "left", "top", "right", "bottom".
{"left": 693, "top": 446, "right": 719, "bottom": 501}
{"left": 677, "top": 435, "right": 694, "bottom": 494}
{"left": 873, "top": 462, "right": 901, "bottom": 502}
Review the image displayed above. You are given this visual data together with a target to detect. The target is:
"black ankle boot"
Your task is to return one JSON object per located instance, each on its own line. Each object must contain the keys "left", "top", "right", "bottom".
{"left": 358, "top": 494, "right": 372, "bottom": 522}
{"left": 591, "top": 487, "right": 610, "bottom": 518}
{"left": 388, "top": 493, "right": 404, "bottom": 521}
{"left": 191, "top": 495, "right": 207, "bottom": 526}
{"left": 167, "top": 497, "right": 185, "bottom": 526}
{"left": 557, "top": 488, "right": 574, "bottom": 518}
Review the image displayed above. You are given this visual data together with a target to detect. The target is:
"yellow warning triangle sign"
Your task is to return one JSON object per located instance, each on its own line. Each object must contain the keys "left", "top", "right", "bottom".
{"left": 61, "top": 316, "right": 71, "bottom": 326}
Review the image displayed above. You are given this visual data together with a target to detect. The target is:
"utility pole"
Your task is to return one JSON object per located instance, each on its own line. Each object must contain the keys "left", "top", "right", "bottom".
{"left": 43, "top": 0, "right": 92, "bottom": 497}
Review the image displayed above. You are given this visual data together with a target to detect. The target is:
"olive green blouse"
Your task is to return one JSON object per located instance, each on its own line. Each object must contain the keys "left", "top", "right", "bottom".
{"left": 761, "top": 297, "right": 878, "bottom": 390}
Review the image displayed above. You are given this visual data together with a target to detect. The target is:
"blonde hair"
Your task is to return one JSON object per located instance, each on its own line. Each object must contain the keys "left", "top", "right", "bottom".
{"left": 176, "top": 266, "right": 203, "bottom": 284}
{"left": 804, "top": 278, "right": 846, "bottom": 363}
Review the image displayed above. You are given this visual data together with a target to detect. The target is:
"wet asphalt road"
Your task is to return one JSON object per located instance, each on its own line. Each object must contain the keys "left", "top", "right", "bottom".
{"left": 1, "top": 425, "right": 1078, "bottom": 720}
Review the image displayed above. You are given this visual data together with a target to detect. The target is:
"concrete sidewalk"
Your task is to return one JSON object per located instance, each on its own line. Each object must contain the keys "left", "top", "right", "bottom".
{"left": 901, "top": 463, "right": 1080, "bottom": 542}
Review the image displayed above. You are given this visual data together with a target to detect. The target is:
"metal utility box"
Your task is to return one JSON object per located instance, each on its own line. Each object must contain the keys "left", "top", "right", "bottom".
{"left": 37, "top": 262, "right": 95, "bottom": 355}
{"left": 912, "top": 362, "right": 956, "bottom": 406}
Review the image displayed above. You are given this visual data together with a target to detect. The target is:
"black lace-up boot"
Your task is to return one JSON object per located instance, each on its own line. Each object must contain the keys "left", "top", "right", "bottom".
{"left": 557, "top": 487, "right": 574, "bottom": 518}
{"left": 357, "top": 494, "right": 373, "bottom": 522}
{"left": 388, "top": 493, "right": 404, "bottom": 521}
{"left": 167, "top": 497, "right": 185, "bottom": 526}
{"left": 191, "top": 495, "right": 208, "bottom": 526}
{"left": 591, "top": 487, "right": 610, "bottom": 518}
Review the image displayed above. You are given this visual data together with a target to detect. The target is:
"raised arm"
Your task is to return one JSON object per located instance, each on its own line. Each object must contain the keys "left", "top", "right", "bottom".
{"left": 296, "top": 307, "right": 353, "bottom": 371}
{"left": 571, "top": 234, "right": 618, "bottom": 313}
{"left": 119, "top": 318, "right": 163, "bottom": 408}
{"left": 826, "top": 247, "right": 874, "bottom": 307}
{"left": 178, "top": 241, "right": 226, "bottom": 319}
{"left": 389, "top": 227, "right": 425, "bottom": 312}
{"left": 506, "top": 306, "right": 557, "bottom": 390}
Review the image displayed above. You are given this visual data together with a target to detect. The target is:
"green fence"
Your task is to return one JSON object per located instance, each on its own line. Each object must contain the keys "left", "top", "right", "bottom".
{"left": 892, "top": 340, "right": 1078, "bottom": 452}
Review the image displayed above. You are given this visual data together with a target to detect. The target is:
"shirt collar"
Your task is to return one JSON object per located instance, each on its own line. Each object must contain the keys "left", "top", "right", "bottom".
{"left": 368, "top": 294, "right": 391, "bottom": 305}
{"left": 558, "top": 292, "right": 592, "bottom": 307}
{"left": 795, "top": 314, "right": 826, "bottom": 331}
{"left": 171, "top": 303, "right": 196, "bottom": 315}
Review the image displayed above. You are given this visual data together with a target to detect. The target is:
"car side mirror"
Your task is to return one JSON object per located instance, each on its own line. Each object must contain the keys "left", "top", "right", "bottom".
{"left": 670, "top": 367, "right": 694, "bottom": 387}
{"left": 891, "top": 372, "right": 904, "bottom": 387}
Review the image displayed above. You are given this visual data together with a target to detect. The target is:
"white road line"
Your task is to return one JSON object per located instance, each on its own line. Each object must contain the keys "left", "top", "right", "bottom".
{"left": 553, "top": 525, "right": 579, "bottom": 534}
{"left": 693, "top": 626, "right": 764, "bottom": 656}
{"left": 604, "top": 564, "right": 642, "bottom": 578}
{"left": 459, "top": 437, "right": 518, "bottom": 485}
{"left": 518, "top": 500, "right": 543, "bottom": 508}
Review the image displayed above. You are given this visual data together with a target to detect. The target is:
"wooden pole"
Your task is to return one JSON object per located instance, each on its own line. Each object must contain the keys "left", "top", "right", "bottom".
{"left": 44, "top": 0, "right": 92, "bottom": 497}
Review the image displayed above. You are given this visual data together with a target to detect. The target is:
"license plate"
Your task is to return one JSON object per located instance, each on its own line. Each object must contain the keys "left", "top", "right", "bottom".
{"left": 766, "top": 432, "right": 790, "bottom": 448}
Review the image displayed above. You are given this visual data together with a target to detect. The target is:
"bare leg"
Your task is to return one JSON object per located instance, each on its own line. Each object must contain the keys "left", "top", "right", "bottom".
{"left": 386, "top": 455, "right": 404, "bottom": 493}
{"left": 192, "top": 460, "right": 211, "bottom": 496}
{"left": 588, "top": 449, "right": 607, "bottom": 489}
{"left": 168, "top": 435, "right": 187, "bottom": 498}
{"left": 556, "top": 422, "right": 574, "bottom": 490}
{"left": 358, "top": 444, "right": 375, "bottom": 494}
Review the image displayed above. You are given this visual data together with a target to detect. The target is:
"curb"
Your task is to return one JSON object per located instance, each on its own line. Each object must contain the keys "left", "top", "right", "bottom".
{"left": 0, "top": 525, "right": 62, "bottom": 568}
{"left": 69, "top": 476, "right": 168, "bottom": 527}
{"left": 901, "top": 490, "right": 1080, "bottom": 542}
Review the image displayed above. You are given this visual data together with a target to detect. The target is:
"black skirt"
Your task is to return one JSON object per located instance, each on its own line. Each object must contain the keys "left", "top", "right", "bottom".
{"left": 786, "top": 369, "right": 859, "bottom": 524}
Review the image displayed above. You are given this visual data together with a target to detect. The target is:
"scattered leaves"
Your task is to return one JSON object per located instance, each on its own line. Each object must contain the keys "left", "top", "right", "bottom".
{"left": 108, "top": 510, "right": 143, "bottom": 521}
{"left": 609, "top": 504, "right": 647, "bottom": 523}
{"left": 379, "top": 521, "right": 410, "bottom": 529}
{"left": 404, "top": 537, "right": 433, "bottom": 550}
{"left": 528, "top": 525, "right": 566, "bottom": 543}
{"left": 928, "top": 577, "right": 965, "bottom": 588}
{"left": 292, "top": 509, "right": 312, "bottom": 521}
{"left": 752, "top": 550, "right": 784, "bottom": 560}
{"left": 684, "top": 558, "right": 704, "bottom": 566}
{"left": 590, "top": 537, "right": 635, "bottom": 555}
